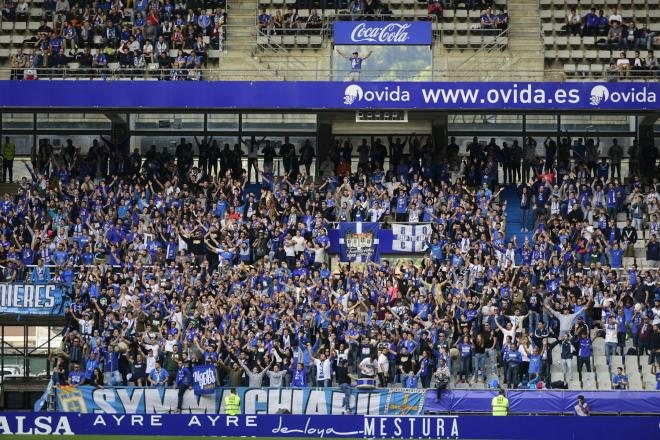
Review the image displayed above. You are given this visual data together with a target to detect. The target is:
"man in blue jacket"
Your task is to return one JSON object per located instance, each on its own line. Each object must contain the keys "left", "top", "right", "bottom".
{"left": 175, "top": 360, "right": 192, "bottom": 413}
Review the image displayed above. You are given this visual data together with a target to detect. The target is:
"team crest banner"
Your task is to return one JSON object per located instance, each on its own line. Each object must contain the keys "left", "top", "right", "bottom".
{"left": 337, "top": 222, "right": 380, "bottom": 263}
{"left": 391, "top": 224, "right": 432, "bottom": 252}
{"left": 384, "top": 389, "right": 426, "bottom": 415}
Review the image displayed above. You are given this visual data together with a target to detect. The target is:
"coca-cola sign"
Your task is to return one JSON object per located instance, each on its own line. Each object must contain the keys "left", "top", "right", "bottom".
{"left": 334, "top": 21, "right": 432, "bottom": 45}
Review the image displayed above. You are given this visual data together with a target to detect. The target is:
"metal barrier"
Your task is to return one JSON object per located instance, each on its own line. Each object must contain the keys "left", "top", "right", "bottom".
{"left": 2, "top": 66, "right": 658, "bottom": 81}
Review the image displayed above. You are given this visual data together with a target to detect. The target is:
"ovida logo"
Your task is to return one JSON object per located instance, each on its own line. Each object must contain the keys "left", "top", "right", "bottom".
{"left": 589, "top": 85, "right": 656, "bottom": 107}
{"left": 589, "top": 85, "right": 609, "bottom": 106}
{"left": 350, "top": 22, "right": 412, "bottom": 44}
{"left": 343, "top": 84, "right": 363, "bottom": 105}
{"left": 343, "top": 85, "right": 410, "bottom": 106}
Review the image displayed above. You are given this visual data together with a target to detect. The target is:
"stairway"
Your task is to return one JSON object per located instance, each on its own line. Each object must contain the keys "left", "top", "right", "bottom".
{"left": 225, "top": 0, "right": 258, "bottom": 54}
{"left": 218, "top": 0, "right": 325, "bottom": 80}
{"left": 504, "top": 0, "right": 545, "bottom": 80}
{"left": 501, "top": 185, "right": 534, "bottom": 242}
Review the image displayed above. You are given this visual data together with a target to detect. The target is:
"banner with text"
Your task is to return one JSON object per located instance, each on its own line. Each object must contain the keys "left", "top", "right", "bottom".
{"left": 192, "top": 365, "right": 217, "bottom": 396}
{"left": 333, "top": 22, "right": 433, "bottom": 45}
{"left": 0, "top": 82, "right": 656, "bottom": 111}
{"left": 337, "top": 222, "right": 381, "bottom": 263}
{"left": 2, "top": 413, "right": 658, "bottom": 438}
{"left": 391, "top": 223, "right": 432, "bottom": 252}
{"left": 0, "top": 283, "right": 70, "bottom": 316}
{"left": 55, "top": 386, "right": 425, "bottom": 415}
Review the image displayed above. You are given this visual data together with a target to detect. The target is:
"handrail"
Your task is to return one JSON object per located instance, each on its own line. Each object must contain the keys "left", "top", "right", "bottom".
{"left": 2, "top": 67, "right": 658, "bottom": 82}
{"left": 452, "top": 26, "right": 510, "bottom": 78}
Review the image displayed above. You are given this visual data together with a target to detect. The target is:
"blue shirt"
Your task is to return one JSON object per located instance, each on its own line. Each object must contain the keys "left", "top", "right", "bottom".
{"left": 149, "top": 368, "right": 169, "bottom": 385}
{"left": 291, "top": 367, "right": 308, "bottom": 387}
{"left": 69, "top": 370, "right": 84, "bottom": 385}
{"left": 350, "top": 57, "right": 363, "bottom": 71}
{"left": 403, "top": 375, "right": 419, "bottom": 388}
{"left": 176, "top": 367, "right": 192, "bottom": 386}
{"left": 528, "top": 354, "right": 542, "bottom": 374}
{"left": 578, "top": 338, "right": 592, "bottom": 358}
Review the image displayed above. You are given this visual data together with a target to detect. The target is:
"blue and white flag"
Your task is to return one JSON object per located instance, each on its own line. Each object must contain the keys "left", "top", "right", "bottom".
{"left": 338, "top": 222, "right": 380, "bottom": 263}
{"left": 0, "top": 283, "right": 71, "bottom": 316}
{"left": 192, "top": 364, "right": 217, "bottom": 395}
{"left": 392, "top": 223, "right": 432, "bottom": 252}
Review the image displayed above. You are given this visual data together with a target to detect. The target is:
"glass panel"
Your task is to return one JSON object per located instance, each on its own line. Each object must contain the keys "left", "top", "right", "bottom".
{"left": 1, "top": 326, "right": 25, "bottom": 377}
{"left": 136, "top": 136, "right": 193, "bottom": 153}
{"left": 132, "top": 113, "right": 204, "bottom": 130}
{"left": 451, "top": 135, "right": 527, "bottom": 157}
{"left": 250, "top": 136, "right": 318, "bottom": 179}
{"left": 2, "top": 113, "right": 33, "bottom": 130}
{"left": 241, "top": 114, "right": 317, "bottom": 132}
{"left": 526, "top": 114, "right": 558, "bottom": 132}
{"left": 3, "top": 134, "right": 33, "bottom": 157}
{"left": 27, "top": 326, "right": 49, "bottom": 377}
{"left": 36, "top": 135, "right": 102, "bottom": 155}
{"left": 448, "top": 114, "right": 523, "bottom": 131}
{"left": 207, "top": 114, "right": 239, "bottom": 131}
{"left": 36, "top": 113, "right": 111, "bottom": 130}
{"left": 332, "top": 45, "right": 432, "bottom": 81}
{"left": 560, "top": 114, "right": 631, "bottom": 132}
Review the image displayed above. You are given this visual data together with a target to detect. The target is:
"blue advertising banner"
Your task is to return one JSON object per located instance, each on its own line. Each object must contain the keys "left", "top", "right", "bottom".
{"left": 333, "top": 21, "right": 432, "bottom": 45}
{"left": 338, "top": 222, "right": 381, "bottom": 263}
{"left": 2, "top": 413, "right": 659, "bottom": 438}
{"left": 0, "top": 283, "right": 70, "bottom": 316}
{"left": 192, "top": 365, "right": 217, "bottom": 395}
{"left": 425, "top": 389, "right": 660, "bottom": 414}
{"left": 55, "top": 386, "right": 424, "bottom": 415}
{"left": 0, "top": 81, "right": 657, "bottom": 111}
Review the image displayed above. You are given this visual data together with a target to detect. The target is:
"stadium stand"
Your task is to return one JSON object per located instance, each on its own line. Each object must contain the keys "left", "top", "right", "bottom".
{"left": 542, "top": 0, "right": 659, "bottom": 80}
{"left": 0, "top": 0, "right": 226, "bottom": 79}
{"left": 0, "top": 133, "right": 658, "bottom": 395}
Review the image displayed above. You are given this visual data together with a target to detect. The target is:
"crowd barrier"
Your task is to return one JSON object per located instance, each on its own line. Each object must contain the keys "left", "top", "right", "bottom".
{"left": 1, "top": 413, "right": 658, "bottom": 438}
{"left": 55, "top": 386, "right": 426, "bottom": 415}
{"left": 55, "top": 386, "right": 660, "bottom": 416}
{"left": 425, "top": 389, "right": 660, "bottom": 414}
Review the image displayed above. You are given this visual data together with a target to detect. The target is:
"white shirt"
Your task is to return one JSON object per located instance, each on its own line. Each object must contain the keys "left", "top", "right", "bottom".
{"left": 604, "top": 323, "right": 618, "bottom": 343}
{"left": 314, "top": 358, "right": 333, "bottom": 381}
{"left": 377, "top": 353, "right": 389, "bottom": 373}
{"left": 78, "top": 318, "right": 93, "bottom": 335}
{"left": 292, "top": 235, "right": 305, "bottom": 253}
{"left": 359, "top": 357, "right": 377, "bottom": 377}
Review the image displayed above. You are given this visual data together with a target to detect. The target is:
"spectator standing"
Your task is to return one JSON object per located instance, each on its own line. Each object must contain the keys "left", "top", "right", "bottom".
{"left": 1, "top": 137, "right": 15, "bottom": 183}
{"left": 607, "top": 139, "right": 623, "bottom": 180}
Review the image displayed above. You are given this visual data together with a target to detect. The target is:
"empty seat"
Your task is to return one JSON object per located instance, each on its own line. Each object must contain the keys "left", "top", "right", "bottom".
{"left": 577, "top": 63, "right": 590, "bottom": 74}
{"left": 294, "top": 35, "right": 308, "bottom": 45}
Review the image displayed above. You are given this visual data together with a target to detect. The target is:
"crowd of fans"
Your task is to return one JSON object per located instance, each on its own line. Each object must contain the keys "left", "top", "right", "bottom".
{"left": 0, "top": 133, "right": 659, "bottom": 397}
{"left": 562, "top": 6, "right": 658, "bottom": 78}
{"left": 5, "top": 0, "right": 226, "bottom": 80}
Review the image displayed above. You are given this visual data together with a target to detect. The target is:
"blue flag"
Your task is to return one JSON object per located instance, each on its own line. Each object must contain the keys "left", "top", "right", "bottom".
{"left": 192, "top": 365, "right": 217, "bottom": 395}
{"left": 337, "top": 222, "right": 380, "bottom": 263}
